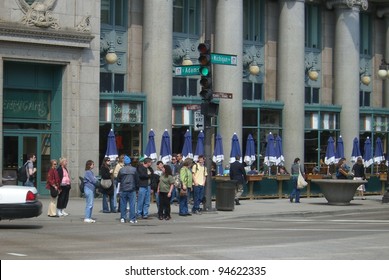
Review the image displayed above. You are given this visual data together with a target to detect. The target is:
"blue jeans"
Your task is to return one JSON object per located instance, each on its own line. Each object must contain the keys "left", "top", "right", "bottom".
{"left": 113, "top": 179, "right": 118, "bottom": 210}
{"left": 84, "top": 187, "right": 95, "bottom": 219}
{"left": 24, "top": 180, "right": 34, "bottom": 187}
{"left": 290, "top": 176, "right": 300, "bottom": 202}
{"left": 192, "top": 185, "right": 205, "bottom": 212}
{"left": 120, "top": 191, "right": 136, "bottom": 221}
{"left": 137, "top": 186, "right": 150, "bottom": 217}
{"left": 102, "top": 192, "right": 115, "bottom": 212}
{"left": 179, "top": 191, "right": 189, "bottom": 214}
{"left": 170, "top": 187, "right": 179, "bottom": 203}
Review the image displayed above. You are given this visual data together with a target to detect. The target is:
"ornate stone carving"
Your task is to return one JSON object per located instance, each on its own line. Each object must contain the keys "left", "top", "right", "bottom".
{"left": 326, "top": 0, "right": 368, "bottom": 11}
{"left": 76, "top": 16, "right": 91, "bottom": 32}
{"left": 16, "top": 0, "right": 60, "bottom": 29}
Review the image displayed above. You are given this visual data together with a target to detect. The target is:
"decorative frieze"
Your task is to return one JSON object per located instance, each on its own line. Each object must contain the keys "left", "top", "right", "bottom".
{"left": 326, "top": 0, "right": 368, "bottom": 11}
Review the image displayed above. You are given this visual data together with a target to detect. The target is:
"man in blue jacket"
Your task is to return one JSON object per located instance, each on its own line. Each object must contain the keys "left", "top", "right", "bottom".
{"left": 118, "top": 156, "right": 139, "bottom": 224}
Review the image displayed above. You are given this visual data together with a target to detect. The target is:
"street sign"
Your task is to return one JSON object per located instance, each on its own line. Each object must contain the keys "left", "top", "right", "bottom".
{"left": 213, "top": 92, "right": 233, "bottom": 99}
{"left": 211, "top": 53, "right": 237, "bottom": 66}
{"left": 186, "top": 104, "right": 201, "bottom": 110}
{"left": 174, "top": 65, "right": 200, "bottom": 76}
{"left": 194, "top": 110, "right": 204, "bottom": 131}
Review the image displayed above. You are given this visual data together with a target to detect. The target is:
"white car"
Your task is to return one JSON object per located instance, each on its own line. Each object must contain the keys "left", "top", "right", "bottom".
{"left": 0, "top": 185, "right": 42, "bottom": 221}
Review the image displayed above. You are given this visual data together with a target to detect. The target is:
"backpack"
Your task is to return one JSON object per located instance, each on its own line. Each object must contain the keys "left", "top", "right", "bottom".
{"left": 17, "top": 163, "right": 28, "bottom": 183}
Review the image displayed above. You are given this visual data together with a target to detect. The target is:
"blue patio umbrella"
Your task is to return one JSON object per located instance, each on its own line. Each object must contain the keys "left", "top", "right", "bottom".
{"left": 350, "top": 137, "right": 362, "bottom": 164}
{"left": 213, "top": 133, "right": 224, "bottom": 175}
{"left": 374, "top": 137, "right": 385, "bottom": 165}
{"left": 244, "top": 134, "right": 256, "bottom": 166}
{"left": 181, "top": 129, "right": 193, "bottom": 160}
{"left": 275, "top": 135, "right": 285, "bottom": 166}
{"left": 335, "top": 135, "right": 344, "bottom": 164}
{"left": 374, "top": 137, "right": 385, "bottom": 173}
{"left": 363, "top": 137, "right": 373, "bottom": 168}
{"left": 324, "top": 136, "right": 336, "bottom": 165}
{"left": 229, "top": 133, "right": 242, "bottom": 163}
{"left": 144, "top": 129, "right": 157, "bottom": 161}
{"left": 264, "top": 132, "right": 277, "bottom": 167}
{"left": 105, "top": 129, "right": 118, "bottom": 162}
{"left": 194, "top": 130, "right": 205, "bottom": 162}
{"left": 324, "top": 136, "right": 336, "bottom": 175}
{"left": 159, "top": 129, "right": 172, "bottom": 164}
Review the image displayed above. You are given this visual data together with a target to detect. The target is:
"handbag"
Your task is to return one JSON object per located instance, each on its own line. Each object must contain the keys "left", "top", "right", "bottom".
{"left": 100, "top": 178, "right": 112, "bottom": 189}
{"left": 50, "top": 186, "right": 59, "bottom": 198}
{"left": 179, "top": 188, "right": 187, "bottom": 196}
{"left": 297, "top": 169, "right": 308, "bottom": 189}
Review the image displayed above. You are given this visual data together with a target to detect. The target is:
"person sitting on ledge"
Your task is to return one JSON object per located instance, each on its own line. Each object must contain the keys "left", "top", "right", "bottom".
{"left": 336, "top": 158, "right": 349, "bottom": 179}
{"left": 247, "top": 165, "right": 259, "bottom": 175}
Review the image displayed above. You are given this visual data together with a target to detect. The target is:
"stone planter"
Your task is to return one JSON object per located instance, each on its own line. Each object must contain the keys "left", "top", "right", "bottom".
{"left": 311, "top": 179, "right": 366, "bottom": 205}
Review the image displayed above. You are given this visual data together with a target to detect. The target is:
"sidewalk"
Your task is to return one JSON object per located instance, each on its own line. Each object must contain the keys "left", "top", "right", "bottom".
{"left": 37, "top": 194, "right": 389, "bottom": 221}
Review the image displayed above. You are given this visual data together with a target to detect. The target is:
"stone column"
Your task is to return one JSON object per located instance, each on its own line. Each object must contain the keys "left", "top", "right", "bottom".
{"left": 377, "top": 8, "right": 389, "bottom": 108}
{"left": 142, "top": 0, "right": 173, "bottom": 153}
{"left": 328, "top": 0, "right": 367, "bottom": 162}
{"left": 277, "top": 0, "right": 305, "bottom": 167}
{"left": 214, "top": 0, "right": 243, "bottom": 162}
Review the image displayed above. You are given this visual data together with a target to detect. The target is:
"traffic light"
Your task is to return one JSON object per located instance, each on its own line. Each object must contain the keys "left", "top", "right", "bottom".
{"left": 201, "top": 102, "right": 219, "bottom": 117}
{"left": 198, "top": 43, "right": 212, "bottom": 102}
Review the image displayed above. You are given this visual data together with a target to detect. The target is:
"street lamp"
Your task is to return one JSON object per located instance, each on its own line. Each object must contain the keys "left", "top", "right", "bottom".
{"left": 305, "top": 64, "right": 319, "bottom": 81}
{"left": 377, "top": 59, "right": 389, "bottom": 80}
{"left": 360, "top": 67, "right": 371, "bottom": 86}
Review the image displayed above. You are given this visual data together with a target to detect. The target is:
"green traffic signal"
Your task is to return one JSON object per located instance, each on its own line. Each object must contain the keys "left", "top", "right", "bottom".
{"left": 199, "top": 66, "right": 210, "bottom": 76}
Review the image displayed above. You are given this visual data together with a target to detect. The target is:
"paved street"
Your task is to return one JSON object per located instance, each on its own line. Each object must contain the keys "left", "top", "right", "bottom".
{"left": 1, "top": 195, "right": 389, "bottom": 260}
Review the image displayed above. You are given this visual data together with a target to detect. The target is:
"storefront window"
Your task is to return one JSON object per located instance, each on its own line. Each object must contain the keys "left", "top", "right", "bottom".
{"left": 243, "top": 107, "right": 282, "bottom": 171}
{"left": 99, "top": 100, "right": 144, "bottom": 162}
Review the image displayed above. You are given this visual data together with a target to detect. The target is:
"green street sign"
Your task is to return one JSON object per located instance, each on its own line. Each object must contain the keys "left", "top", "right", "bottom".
{"left": 211, "top": 53, "right": 237, "bottom": 66}
{"left": 174, "top": 65, "right": 200, "bottom": 76}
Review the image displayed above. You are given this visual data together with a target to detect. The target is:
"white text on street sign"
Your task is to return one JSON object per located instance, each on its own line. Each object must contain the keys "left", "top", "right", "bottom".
{"left": 186, "top": 104, "right": 202, "bottom": 110}
{"left": 211, "top": 53, "right": 237, "bottom": 66}
{"left": 175, "top": 65, "right": 200, "bottom": 76}
{"left": 194, "top": 110, "right": 204, "bottom": 131}
{"left": 213, "top": 92, "right": 233, "bottom": 99}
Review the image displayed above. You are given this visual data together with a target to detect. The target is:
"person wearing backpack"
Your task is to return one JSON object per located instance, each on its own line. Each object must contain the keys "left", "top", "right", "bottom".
{"left": 24, "top": 153, "right": 37, "bottom": 187}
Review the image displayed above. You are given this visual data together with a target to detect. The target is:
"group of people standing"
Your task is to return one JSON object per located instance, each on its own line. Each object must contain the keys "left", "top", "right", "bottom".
{"left": 45, "top": 157, "right": 72, "bottom": 217}
{"left": 82, "top": 153, "right": 213, "bottom": 224}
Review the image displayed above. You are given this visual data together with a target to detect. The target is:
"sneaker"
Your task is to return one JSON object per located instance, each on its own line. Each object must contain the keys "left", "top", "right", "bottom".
{"left": 120, "top": 218, "right": 125, "bottom": 223}
{"left": 62, "top": 210, "right": 69, "bottom": 216}
{"left": 142, "top": 216, "right": 148, "bottom": 219}
{"left": 129, "top": 219, "right": 138, "bottom": 224}
{"left": 83, "top": 218, "right": 96, "bottom": 223}
{"left": 57, "top": 210, "right": 64, "bottom": 217}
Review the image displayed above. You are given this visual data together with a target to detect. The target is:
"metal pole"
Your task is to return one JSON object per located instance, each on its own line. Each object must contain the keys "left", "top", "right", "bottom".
{"left": 204, "top": 0, "right": 214, "bottom": 211}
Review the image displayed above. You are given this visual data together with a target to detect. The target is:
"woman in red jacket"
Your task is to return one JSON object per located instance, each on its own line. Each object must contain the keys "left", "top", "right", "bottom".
{"left": 46, "top": 159, "right": 61, "bottom": 217}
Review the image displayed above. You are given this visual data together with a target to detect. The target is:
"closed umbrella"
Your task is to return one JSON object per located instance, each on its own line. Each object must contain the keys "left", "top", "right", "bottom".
{"left": 194, "top": 130, "right": 205, "bottom": 162}
{"left": 335, "top": 135, "right": 344, "bottom": 164}
{"left": 325, "top": 136, "right": 336, "bottom": 175}
{"left": 181, "top": 129, "right": 193, "bottom": 160}
{"left": 159, "top": 129, "right": 172, "bottom": 164}
{"left": 213, "top": 133, "right": 224, "bottom": 175}
{"left": 264, "top": 132, "right": 277, "bottom": 167}
{"left": 105, "top": 129, "right": 118, "bottom": 162}
{"left": 275, "top": 135, "right": 285, "bottom": 166}
{"left": 229, "top": 133, "right": 242, "bottom": 163}
{"left": 244, "top": 134, "right": 256, "bottom": 166}
{"left": 374, "top": 137, "right": 385, "bottom": 173}
{"left": 363, "top": 137, "right": 373, "bottom": 168}
{"left": 144, "top": 129, "right": 157, "bottom": 161}
{"left": 350, "top": 137, "right": 362, "bottom": 164}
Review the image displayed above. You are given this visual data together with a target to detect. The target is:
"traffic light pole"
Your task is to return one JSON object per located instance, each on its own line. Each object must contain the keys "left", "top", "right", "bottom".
{"left": 204, "top": 0, "right": 214, "bottom": 211}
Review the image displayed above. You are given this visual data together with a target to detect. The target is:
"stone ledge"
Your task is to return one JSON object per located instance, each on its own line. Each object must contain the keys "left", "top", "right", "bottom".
{"left": 0, "top": 22, "right": 94, "bottom": 48}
